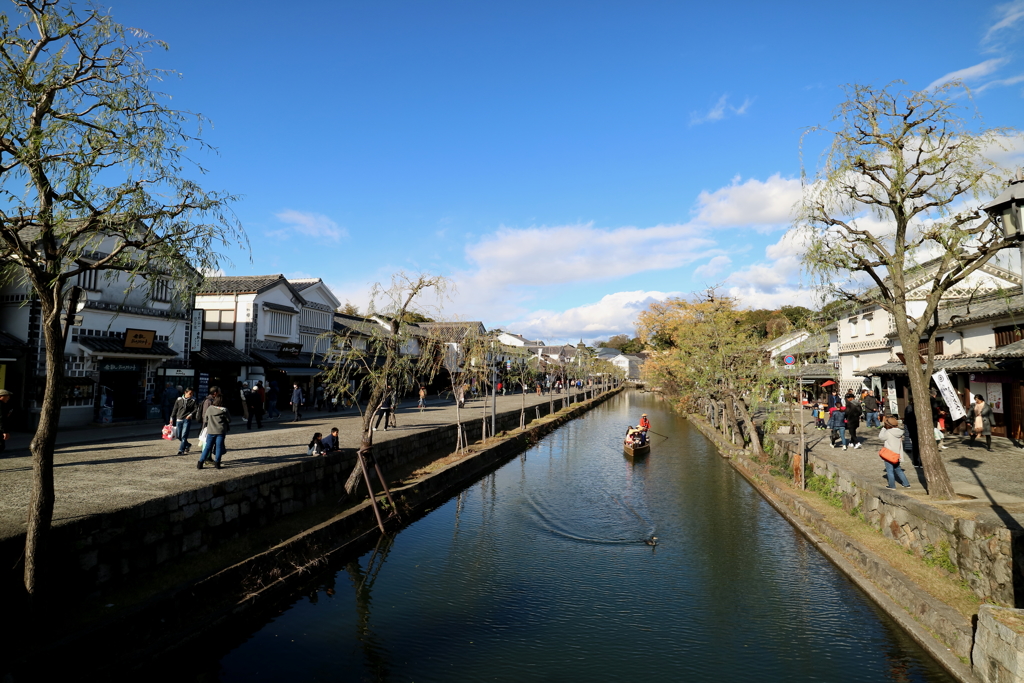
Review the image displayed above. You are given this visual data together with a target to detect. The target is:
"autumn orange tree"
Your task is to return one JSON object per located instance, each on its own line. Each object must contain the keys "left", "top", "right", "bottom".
{"left": 637, "top": 290, "right": 765, "bottom": 453}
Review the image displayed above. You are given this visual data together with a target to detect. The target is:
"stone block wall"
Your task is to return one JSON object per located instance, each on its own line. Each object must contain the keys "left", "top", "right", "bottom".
{"left": 1, "top": 389, "right": 607, "bottom": 597}
{"left": 778, "top": 438, "right": 1022, "bottom": 608}
{"left": 974, "top": 604, "right": 1024, "bottom": 683}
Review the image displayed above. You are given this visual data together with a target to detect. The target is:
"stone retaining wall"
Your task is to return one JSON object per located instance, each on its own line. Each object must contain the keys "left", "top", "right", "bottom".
{"left": 974, "top": 605, "right": 1024, "bottom": 683}
{"left": 769, "top": 437, "right": 1023, "bottom": 608}
{"left": 0, "top": 389, "right": 609, "bottom": 597}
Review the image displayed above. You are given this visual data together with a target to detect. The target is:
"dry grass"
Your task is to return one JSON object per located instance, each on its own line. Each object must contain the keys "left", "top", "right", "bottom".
{"left": 993, "top": 608, "right": 1024, "bottom": 634}
{"left": 779, "top": 475, "right": 982, "bottom": 619}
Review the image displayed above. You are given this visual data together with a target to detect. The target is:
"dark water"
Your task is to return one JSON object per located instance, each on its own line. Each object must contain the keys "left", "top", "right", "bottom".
{"left": 188, "top": 392, "right": 954, "bottom": 682}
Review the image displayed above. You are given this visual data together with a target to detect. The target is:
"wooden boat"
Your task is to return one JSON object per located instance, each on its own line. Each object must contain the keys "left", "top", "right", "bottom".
{"left": 623, "top": 441, "right": 651, "bottom": 457}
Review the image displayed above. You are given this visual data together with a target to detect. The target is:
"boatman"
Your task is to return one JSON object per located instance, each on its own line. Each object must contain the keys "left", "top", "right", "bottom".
{"left": 639, "top": 414, "right": 650, "bottom": 431}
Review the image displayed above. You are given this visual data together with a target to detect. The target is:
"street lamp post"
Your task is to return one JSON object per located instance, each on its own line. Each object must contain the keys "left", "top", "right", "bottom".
{"left": 982, "top": 170, "right": 1024, "bottom": 295}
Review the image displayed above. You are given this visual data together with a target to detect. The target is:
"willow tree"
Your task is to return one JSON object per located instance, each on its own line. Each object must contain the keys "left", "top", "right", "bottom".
{"left": 799, "top": 81, "right": 1015, "bottom": 499}
{"left": 0, "top": 0, "right": 242, "bottom": 598}
{"left": 637, "top": 289, "right": 764, "bottom": 453}
{"left": 321, "top": 273, "right": 450, "bottom": 494}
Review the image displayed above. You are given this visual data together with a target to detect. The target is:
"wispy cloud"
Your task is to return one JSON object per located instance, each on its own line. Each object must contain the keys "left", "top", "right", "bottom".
{"left": 984, "top": 0, "right": 1024, "bottom": 42}
{"left": 689, "top": 94, "right": 754, "bottom": 126}
{"left": 511, "top": 290, "right": 680, "bottom": 344}
{"left": 694, "top": 174, "right": 802, "bottom": 230}
{"left": 925, "top": 58, "right": 1007, "bottom": 91}
{"left": 976, "top": 73, "right": 1024, "bottom": 92}
{"left": 268, "top": 209, "right": 348, "bottom": 242}
{"left": 694, "top": 255, "right": 732, "bottom": 279}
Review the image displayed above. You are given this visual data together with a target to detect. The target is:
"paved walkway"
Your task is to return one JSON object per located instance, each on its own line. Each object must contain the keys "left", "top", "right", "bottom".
{"left": 0, "top": 389, "right": 598, "bottom": 539}
{"left": 772, "top": 407, "right": 1024, "bottom": 519}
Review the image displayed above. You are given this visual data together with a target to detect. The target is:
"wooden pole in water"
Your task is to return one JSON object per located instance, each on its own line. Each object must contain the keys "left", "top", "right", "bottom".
{"left": 356, "top": 449, "right": 386, "bottom": 533}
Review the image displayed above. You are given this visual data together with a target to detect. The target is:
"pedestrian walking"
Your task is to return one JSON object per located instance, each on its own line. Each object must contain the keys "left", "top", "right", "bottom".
{"left": 238, "top": 381, "right": 250, "bottom": 423}
{"left": 169, "top": 387, "right": 198, "bottom": 455}
{"left": 266, "top": 381, "right": 280, "bottom": 419}
{"left": 879, "top": 415, "right": 912, "bottom": 489}
{"left": 315, "top": 384, "right": 325, "bottom": 411}
{"left": 844, "top": 392, "right": 863, "bottom": 448}
{"left": 374, "top": 388, "right": 394, "bottom": 432}
{"left": 255, "top": 380, "right": 266, "bottom": 413}
{"left": 828, "top": 404, "right": 849, "bottom": 450}
{"left": 290, "top": 383, "right": 304, "bottom": 422}
{"left": 245, "top": 384, "right": 264, "bottom": 429}
{"left": 197, "top": 385, "right": 220, "bottom": 427}
{"left": 863, "top": 390, "right": 881, "bottom": 428}
{"left": 418, "top": 385, "right": 427, "bottom": 411}
{"left": 968, "top": 394, "right": 993, "bottom": 451}
{"left": 197, "top": 396, "right": 230, "bottom": 470}
{"left": 0, "top": 389, "right": 14, "bottom": 456}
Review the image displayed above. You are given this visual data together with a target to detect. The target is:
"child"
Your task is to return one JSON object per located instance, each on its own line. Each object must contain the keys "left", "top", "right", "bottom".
{"left": 815, "top": 403, "right": 827, "bottom": 430}
{"left": 307, "top": 432, "right": 326, "bottom": 457}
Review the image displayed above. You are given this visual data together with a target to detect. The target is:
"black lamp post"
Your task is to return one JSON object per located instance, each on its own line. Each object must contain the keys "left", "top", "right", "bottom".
{"left": 982, "top": 170, "right": 1024, "bottom": 295}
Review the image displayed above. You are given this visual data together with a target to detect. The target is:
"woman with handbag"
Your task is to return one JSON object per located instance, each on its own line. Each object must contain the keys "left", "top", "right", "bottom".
{"left": 879, "top": 415, "right": 912, "bottom": 489}
{"left": 197, "top": 396, "right": 230, "bottom": 470}
{"left": 968, "top": 394, "right": 993, "bottom": 451}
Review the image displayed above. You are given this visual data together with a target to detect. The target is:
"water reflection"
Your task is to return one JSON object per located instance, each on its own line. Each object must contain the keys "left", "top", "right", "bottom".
{"left": 197, "top": 392, "right": 953, "bottom": 683}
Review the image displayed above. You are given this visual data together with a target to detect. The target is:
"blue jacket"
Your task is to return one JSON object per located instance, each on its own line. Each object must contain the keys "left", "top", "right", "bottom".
{"left": 827, "top": 408, "right": 847, "bottom": 429}
{"left": 291, "top": 387, "right": 304, "bottom": 404}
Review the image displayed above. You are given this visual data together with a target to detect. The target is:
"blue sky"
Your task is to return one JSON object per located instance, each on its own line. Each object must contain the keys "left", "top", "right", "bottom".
{"left": 106, "top": 0, "right": 1024, "bottom": 343}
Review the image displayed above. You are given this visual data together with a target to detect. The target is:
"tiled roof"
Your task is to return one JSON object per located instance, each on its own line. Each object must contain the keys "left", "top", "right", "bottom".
{"left": 249, "top": 347, "right": 322, "bottom": 370}
{"left": 417, "top": 321, "right": 486, "bottom": 342}
{"left": 785, "top": 333, "right": 829, "bottom": 356}
{"left": 0, "top": 330, "right": 26, "bottom": 349}
{"left": 192, "top": 340, "right": 258, "bottom": 365}
{"left": 985, "top": 339, "right": 1024, "bottom": 359}
{"left": 775, "top": 363, "right": 836, "bottom": 379}
{"left": 197, "top": 274, "right": 287, "bottom": 294}
{"left": 288, "top": 278, "right": 321, "bottom": 291}
{"left": 857, "top": 355, "right": 993, "bottom": 376}
{"left": 262, "top": 302, "right": 299, "bottom": 314}
{"left": 77, "top": 336, "right": 179, "bottom": 357}
{"left": 334, "top": 313, "right": 378, "bottom": 336}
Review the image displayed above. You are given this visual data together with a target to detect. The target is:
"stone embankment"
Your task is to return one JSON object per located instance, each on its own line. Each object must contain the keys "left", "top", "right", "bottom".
{"left": 3, "top": 385, "right": 622, "bottom": 676}
{"left": 687, "top": 411, "right": 1024, "bottom": 683}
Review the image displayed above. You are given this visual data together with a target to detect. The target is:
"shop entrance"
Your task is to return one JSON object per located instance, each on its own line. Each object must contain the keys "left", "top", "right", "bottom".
{"left": 98, "top": 362, "right": 144, "bottom": 420}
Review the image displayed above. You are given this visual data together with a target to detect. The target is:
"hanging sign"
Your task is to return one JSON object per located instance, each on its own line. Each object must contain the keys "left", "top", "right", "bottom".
{"left": 191, "top": 309, "right": 204, "bottom": 353}
{"left": 932, "top": 369, "right": 966, "bottom": 421}
{"left": 886, "top": 379, "right": 899, "bottom": 415}
{"left": 987, "top": 382, "right": 1004, "bottom": 414}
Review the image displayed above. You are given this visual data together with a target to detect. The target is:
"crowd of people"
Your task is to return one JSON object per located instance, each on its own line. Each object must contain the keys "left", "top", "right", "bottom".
{"left": 807, "top": 385, "right": 997, "bottom": 489}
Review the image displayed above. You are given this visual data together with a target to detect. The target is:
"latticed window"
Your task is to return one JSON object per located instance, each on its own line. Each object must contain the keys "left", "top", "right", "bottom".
{"left": 995, "top": 326, "right": 1024, "bottom": 347}
{"left": 268, "top": 310, "right": 292, "bottom": 336}
{"left": 76, "top": 268, "right": 99, "bottom": 291}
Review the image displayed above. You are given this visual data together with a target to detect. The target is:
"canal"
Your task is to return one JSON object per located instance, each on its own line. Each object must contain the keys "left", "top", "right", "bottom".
{"left": 179, "top": 391, "right": 954, "bottom": 682}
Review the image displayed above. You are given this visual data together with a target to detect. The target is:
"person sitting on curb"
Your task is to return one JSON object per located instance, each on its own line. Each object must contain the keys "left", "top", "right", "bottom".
{"left": 322, "top": 427, "right": 341, "bottom": 452}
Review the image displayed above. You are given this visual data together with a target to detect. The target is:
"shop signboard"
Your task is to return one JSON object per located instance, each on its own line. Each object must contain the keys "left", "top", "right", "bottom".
{"left": 191, "top": 309, "right": 204, "bottom": 353}
{"left": 124, "top": 328, "right": 156, "bottom": 349}
{"left": 198, "top": 372, "right": 209, "bottom": 397}
{"left": 932, "top": 368, "right": 966, "bottom": 421}
{"left": 99, "top": 361, "right": 143, "bottom": 372}
{"left": 162, "top": 368, "right": 195, "bottom": 377}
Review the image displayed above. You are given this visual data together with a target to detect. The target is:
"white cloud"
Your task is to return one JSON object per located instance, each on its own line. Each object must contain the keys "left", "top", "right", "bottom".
{"left": 985, "top": 0, "right": 1024, "bottom": 42}
{"left": 725, "top": 230, "right": 810, "bottom": 309}
{"left": 694, "top": 174, "right": 802, "bottom": 229}
{"left": 269, "top": 209, "right": 347, "bottom": 242}
{"left": 511, "top": 290, "right": 680, "bottom": 344}
{"left": 925, "top": 58, "right": 1008, "bottom": 91}
{"left": 976, "top": 73, "right": 1024, "bottom": 92}
{"left": 690, "top": 94, "right": 754, "bottom": 126}
{"left": 461, "top": 222, "right": 718, "bottom": 289}
{"left": 694, "top": 255, "right": 732, "bottom": 279}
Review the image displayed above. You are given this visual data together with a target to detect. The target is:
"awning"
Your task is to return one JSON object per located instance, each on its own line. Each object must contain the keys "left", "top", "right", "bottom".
{"left": 857, "top": 356, "right": 993, "bottom": 376}
{"left": 281, "top": 367, "right": 322, "bottom": 377}
{"left": 821, "top": 380, "right": 836, "bottom": 387}
{"left": 192, "top": 340, "right": 259, "bottom": 365}
{"left": 78, "top": 336, "right": 178, "bottom": 359}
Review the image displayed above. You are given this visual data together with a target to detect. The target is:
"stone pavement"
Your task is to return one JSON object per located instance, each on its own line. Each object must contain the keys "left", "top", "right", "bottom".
{"left": 774, "top": 407, "right": 1024, "bottom": 509}
{"left": 0, "top": 389, "right": 590, "bottom": 539}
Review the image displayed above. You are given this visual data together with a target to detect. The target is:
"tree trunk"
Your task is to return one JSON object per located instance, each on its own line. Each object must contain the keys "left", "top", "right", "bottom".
{"left": 725, "top": 395, "right": 740, "bottom": 445}
{"left": 24, "top": 299, "right": 64, "bottom": 598}
{"left": 733, "top": 394, "right": 763, "bottom": 455}
{"left": 895, "top": 310, "right": 956, "bottom": 498}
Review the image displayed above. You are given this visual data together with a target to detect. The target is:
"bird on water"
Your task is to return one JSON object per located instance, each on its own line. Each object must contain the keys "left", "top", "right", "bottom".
{"left": 644, "top": 536, "right": 658, "bottom": 547}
